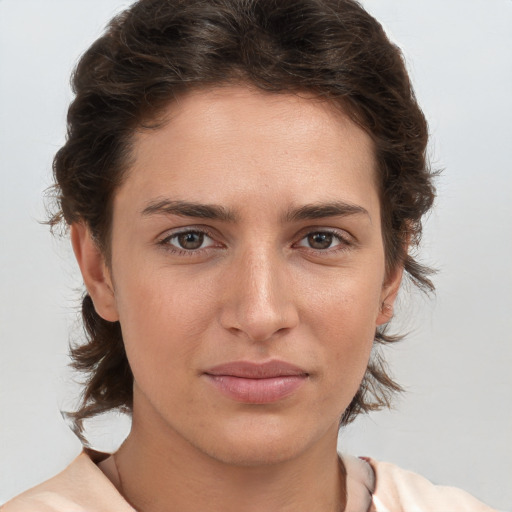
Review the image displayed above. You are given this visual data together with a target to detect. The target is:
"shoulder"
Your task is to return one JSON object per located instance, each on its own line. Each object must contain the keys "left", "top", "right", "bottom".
{"left": 364, "top": 457, "right": 497, "bottom": 512}
{"left": 1, "top": 450, "right": 134, "bottom": 512}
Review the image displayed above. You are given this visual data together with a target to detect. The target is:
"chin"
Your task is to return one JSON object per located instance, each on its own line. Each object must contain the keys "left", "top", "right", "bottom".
{"left": 201, "top": 439, "right": 304, "bottom": 467}
{"left": 191, "top": 414, "right": 332, "bottom": 467}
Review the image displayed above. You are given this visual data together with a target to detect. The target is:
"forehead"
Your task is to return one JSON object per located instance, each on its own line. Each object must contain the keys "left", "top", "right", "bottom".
{"left": 119, "top": 85, "right": 378, "bottom": 218}
{"left": 134, "top": 86, "right": 373, "bottom": 159}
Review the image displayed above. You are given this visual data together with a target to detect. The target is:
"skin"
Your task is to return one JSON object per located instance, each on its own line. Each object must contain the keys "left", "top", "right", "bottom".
{"left": 72, "top": 86, "right": 402, "bottom": 512}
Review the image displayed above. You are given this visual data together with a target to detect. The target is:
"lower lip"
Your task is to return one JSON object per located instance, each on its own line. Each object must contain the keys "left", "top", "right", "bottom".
{"left": 204, "top": 375, "right": 307, "bottom": 403}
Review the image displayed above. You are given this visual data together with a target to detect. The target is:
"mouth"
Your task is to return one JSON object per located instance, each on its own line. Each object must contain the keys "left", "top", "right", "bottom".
{"left": 203, "top": 360, "right": 309, "bottom": 404}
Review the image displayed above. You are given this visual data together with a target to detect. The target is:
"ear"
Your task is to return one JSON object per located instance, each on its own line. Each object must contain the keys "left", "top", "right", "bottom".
{"left": 376, "top": 264, "right": 404, "bottom": 326}
{"left": 70, "top": 223, "right": 119, "bottom": 322}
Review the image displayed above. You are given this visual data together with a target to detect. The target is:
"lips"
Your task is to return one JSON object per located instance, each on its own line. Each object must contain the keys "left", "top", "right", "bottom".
{"left": 203, "top": 360, "right": 309, "bottom": 403}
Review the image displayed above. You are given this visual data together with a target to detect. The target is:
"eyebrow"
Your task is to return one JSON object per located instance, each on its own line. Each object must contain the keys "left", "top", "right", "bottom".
{"left": 141, "top": 199, "right": 237, "bottom": 222}
{"left": 284, "top": 201, "right": 370, "bottom": 223}
{"left": 141, "top": 198, "right": 369, "bottom": 223}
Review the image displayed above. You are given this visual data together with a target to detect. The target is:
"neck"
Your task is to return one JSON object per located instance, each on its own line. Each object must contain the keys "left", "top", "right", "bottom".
{"left": 113, "top": 404, "right": 346, "bottom": 512}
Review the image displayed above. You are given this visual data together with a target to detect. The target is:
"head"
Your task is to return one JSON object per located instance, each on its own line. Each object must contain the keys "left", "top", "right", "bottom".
{"left": 50, "top": 0, "right": 435, "bottom": 447}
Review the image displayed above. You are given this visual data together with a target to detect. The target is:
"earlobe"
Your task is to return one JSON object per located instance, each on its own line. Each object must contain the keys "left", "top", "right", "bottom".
{"left": 376, "top": 265, "right": 404, "bottom": 326}
{"left": 70, "top": 223, "right": 119, "bottom": 322}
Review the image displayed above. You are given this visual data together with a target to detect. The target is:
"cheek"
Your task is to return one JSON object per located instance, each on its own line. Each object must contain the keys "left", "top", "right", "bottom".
{"left": 302, "top": 270, "right": 383, "bottom": 383}
{"left": 112, "top": 265, "right": 218, "bottom": 380}
{"left": 304, "top": 267, "right": 383, "bottom": 335}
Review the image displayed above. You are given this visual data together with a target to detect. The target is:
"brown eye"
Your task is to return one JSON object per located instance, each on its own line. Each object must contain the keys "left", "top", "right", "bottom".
{"left": 174, "top": 231, "right": 206, "bottom": 250}
{"left": 307, "top": 232, "right": 334, "bottom": 249}
{"left": 162, "top": 229, "right": 218, "bottom": 254}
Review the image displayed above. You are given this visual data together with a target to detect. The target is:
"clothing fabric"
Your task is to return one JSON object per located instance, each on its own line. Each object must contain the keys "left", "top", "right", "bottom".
{"left": 1, "top": 450, "right": 496, "bottom": 512}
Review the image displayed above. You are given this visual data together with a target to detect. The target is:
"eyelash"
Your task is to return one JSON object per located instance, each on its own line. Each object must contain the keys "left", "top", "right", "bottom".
{"left": 158, "top": 227, "right": 220, "bottom": 256}
{"left": 295, "top": 229, "right": 353, "bottom": 255}
{"left": 157, "top": 227, "right": 353, "bottom": 256}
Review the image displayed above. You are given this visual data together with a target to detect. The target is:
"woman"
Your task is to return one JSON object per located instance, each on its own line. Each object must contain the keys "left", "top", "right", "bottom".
{"left": 1, "top": 0, "right": 499, "bottom": 510}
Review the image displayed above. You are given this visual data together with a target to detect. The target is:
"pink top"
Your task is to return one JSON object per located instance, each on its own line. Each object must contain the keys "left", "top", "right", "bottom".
{"left": 1, "top": 450, "right": 497, "bottom": 511}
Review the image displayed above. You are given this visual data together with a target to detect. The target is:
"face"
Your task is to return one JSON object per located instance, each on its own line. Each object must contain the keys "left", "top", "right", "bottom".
{"left": 75, "top": 86, "right": 401, "bottom": 466}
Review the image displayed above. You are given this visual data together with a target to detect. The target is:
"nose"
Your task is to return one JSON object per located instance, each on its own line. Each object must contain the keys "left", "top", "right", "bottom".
{"left": 219, "top": 247, "right": 299, "bottom": 343}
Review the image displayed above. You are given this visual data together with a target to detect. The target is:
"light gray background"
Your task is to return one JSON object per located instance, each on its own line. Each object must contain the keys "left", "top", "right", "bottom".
{"left": 1, "top": 1, "right": 511, "bottom": 509}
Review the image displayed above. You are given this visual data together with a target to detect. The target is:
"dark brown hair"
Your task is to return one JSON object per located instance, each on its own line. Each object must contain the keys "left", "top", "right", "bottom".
{"left": 49, "top": 0, "right": 435, "bottom": 440}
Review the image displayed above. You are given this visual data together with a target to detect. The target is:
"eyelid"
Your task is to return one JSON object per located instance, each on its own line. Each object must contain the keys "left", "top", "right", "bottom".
{"left": 168, "top": 231, "right": 214, "bottom": 249}
{"left": 158, "top": 224, "right": 216, "bottom": 241}
{"left": 157, "top": 225, "right": 222, "bottom": 252}
{"left": 292, "top": 227, "right": 355, "bottom": 252}
{"left": 155, "top": 224, "right": 355, "bottom": 256}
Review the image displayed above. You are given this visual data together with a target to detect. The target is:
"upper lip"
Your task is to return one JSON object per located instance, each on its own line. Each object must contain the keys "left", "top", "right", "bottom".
{"left": 204, "top": 360, "right": 309, "bottom": 379}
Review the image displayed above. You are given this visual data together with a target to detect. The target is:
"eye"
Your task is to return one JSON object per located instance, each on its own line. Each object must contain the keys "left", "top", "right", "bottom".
{"left": 296, "top": 231, "right": 345, "bottom": 250}
{"left": 164, "top": 230, "right": 215, "bottom": 251}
